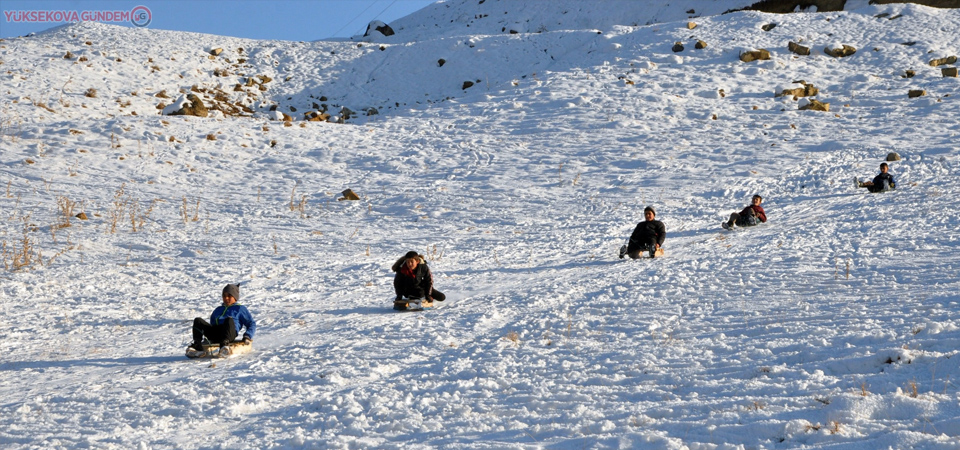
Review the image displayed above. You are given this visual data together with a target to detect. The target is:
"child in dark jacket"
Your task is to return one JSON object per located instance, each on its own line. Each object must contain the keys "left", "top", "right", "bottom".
{"left": 392, "top": 251, "right": 445, "bottom": 310}
{"left": 856, "top": 163, "right": 896, "bottom": 193}
{"left": 722, "top": 195, "right": 767, "bottom": 230}
{"left": 619, "top": 206, "right": 666, "bottom": 259}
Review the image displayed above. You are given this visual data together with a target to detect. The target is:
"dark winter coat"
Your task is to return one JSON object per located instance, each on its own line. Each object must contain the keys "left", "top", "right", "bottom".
{"left": 210, "top": 303, "right": 256, "bottom": 340}
{"left": 869, "top": 172, "right": 896, "bottom": 192}
{"left": 627, "top": 220, "right": 666, "bottom": 253}
{"left": 737, "top": 205, "right": 767, "bottom": 225}
{"left": 392, "top": 256, "right": 436, "bottom": 300}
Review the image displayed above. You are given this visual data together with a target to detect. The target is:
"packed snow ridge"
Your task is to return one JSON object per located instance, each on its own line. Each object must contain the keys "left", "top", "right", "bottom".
{"left": 0, "top": 1, "right": 959, "bottom": 449}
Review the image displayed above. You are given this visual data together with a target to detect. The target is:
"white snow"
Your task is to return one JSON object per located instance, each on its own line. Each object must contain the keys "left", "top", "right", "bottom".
{"left": 1, "top": 0, "right": 959, "bottom": 449}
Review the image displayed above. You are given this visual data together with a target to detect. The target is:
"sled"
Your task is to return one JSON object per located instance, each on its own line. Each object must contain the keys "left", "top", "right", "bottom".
{"left": 394, "top": 297, "right": 434, "bottom": 312}
{"left": 185, "top": 340, "right": 253, "bottom": 359}
{"left": 619, "top": 245, "right": 664, "bottom": 259}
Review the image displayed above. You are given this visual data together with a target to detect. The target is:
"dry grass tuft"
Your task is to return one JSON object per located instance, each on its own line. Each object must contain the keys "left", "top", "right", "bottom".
{"left": 2, "top": 218, "right": 42, "bottom": 271}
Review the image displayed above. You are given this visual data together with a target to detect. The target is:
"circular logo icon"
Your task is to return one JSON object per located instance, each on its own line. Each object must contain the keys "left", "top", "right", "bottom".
{"left": 131, "top": 6, "right": 152, "bottom": 27}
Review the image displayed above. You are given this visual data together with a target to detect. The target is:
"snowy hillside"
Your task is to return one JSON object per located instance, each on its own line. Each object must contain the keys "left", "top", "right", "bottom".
{"left": 1, "top": 0, "right": 959, "bottom": 448}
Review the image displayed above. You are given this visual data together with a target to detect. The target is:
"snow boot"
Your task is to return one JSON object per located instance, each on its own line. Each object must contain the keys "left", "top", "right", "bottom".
{"left": 618, "top": 245, "right": 627, "bottom": 259}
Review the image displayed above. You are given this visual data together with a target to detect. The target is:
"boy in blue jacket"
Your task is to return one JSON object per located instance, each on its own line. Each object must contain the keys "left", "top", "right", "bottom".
{"left": 189, "top": 284, "right": 256, "bottom": 357}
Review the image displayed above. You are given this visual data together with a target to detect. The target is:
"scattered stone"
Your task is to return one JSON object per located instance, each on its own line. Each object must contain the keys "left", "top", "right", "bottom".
{"left": 304, "top": 111, "right": 330, "bottom": 122}
{"left": 902, "top": 70, "right": 916, "bottom": 78}
{"left": 798, "top": 99, "right": 829, "bottom": 112}
{"left": 687, "top": 22, "right": 697, "bottom": 29}
{"left": 364, "top": 20, "right": 394, "bottom": 37}
{"left": 943, "top": 67, "right": 959, "bottom": 77}
{"left": 739, "top": 49, "right": 771, "bottom": 62}
{"left": 886, "top": 152, "right": 901, "bottom": 162}
{"left": 209, "top": 48, "right": 223, "bottom": 56}
{"left": 695, "top": 40, "right": 708, "bottom": 50}
{"left": 776, "top": 82, "right": 818, "bottom": 98}
{"left": 462, "top": 80, "right": 475, "bottom": 90}
{"left": 788, "top": 41, "right": 810, "bottom": 56}
{"left": 84, "top": 88, "right": 97, "bottom": 98}
{"left": 64, "top": 51, "right": 75, "bottom": 59}
{"left": 908, "top": 90, "right": 926, "bottom": 98}
{"left": 761, "top": 23, "right": 777, "bottom": 31}
{"left": 338, "top": 189, "right": 361, "bottom": 201}
{"left": 929, "top": 56, "right": 957, "bottom": 66}
{"left": 735, "top": 0, "right": 844, "bottom": 13}
{"left": 438, "top": 58, "right": 446, "bottom": 67}
{"left": 76, "top": 212, "right": 88, "bottom": 220}
{"left": 672, "top": 42, "right": 684, "bottom": 52}
{"left": 163, "top": 94, "right": 208, "bottom": 117}
{"left": 824, "top": 45, "right": 856, "bottom": 58}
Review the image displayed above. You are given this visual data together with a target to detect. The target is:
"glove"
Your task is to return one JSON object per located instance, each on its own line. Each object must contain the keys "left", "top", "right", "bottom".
{"left": 242, "top": 336, "right": 252, "bottom": 345}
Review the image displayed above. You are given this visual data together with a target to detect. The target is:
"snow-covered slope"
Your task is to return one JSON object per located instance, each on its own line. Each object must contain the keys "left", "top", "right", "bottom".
{"left": 1, "top": 1, "right": 959, "bottom": 449}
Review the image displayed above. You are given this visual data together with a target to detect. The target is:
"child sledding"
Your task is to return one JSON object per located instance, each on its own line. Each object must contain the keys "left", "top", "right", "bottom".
{"left": 722, "top": 195, "right": 767, "bottom": 230}
{"left": 392, "top": 251, "right": 446, "bottom": 311}
{"left": 856, "top": 162, "right": 896, "bottom": 193}
{"left": 186, "top": 284, "right": 257, "bottom": 359}
{"left": 619, "top": 206, "right": 666, "bottom": 259}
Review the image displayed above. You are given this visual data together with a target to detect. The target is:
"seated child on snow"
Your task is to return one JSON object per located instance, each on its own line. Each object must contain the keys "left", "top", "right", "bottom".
{"left": 856, "top": 162, "right": 896, "bottom": 193}
{"left": 188, "top": 284, "right": 256, "bottom": 356}
{"left": 392, "top": 251, "right": 445, "bottom": 310}
{"left": 722, "top": 194, "right": 767, "bottom": 230}
{"left": 619, "top": 206, "right": 666, "bottom": 259}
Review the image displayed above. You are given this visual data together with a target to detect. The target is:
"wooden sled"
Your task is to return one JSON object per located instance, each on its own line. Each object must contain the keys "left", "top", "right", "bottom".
{"left": 394, "top": 298, "right": 434, "bottom": 311}
{"left": 185, "top": 340, "right": 253, "bottom": 359}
